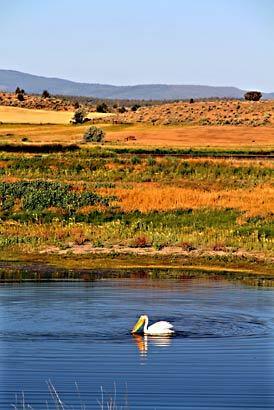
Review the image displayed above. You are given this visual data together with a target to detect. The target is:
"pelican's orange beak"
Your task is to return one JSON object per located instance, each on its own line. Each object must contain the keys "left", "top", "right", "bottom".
{"left": 131, "top": 316, "right": 145, "bottom": 334}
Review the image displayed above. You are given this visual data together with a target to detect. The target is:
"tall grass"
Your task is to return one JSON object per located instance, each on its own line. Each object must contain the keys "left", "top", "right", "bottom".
{"left": 12, "top": 381, "right": 129, "bottom": 410}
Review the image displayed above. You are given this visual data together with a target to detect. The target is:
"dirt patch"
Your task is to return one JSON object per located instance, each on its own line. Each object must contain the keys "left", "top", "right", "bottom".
{"left": 39, "top": 243, "right": 273, "bottom": 264}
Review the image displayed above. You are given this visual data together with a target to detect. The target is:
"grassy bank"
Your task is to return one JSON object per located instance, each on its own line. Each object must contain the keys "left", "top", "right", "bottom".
{"left": 0, "top": 144, "right": 273, "bottom": 274}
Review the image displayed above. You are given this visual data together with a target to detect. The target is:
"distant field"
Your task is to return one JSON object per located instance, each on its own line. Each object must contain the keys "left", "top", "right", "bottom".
{"left": 0, "top": 121, "right": 274, "bottom": 149}
{"left": 111, "top": 99, "right": 274, "bottom": 127}
{"left": 0, "top": 106, "right": 113, "bottom": 124}
{"left": 106, "top": 124, "right": 274, "bottom": 148}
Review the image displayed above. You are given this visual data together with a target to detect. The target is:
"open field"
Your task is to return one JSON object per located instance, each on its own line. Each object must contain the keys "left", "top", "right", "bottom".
{"left": 0, "top": 106, "right": 113, "bottom": 124}
{"left": 0, "top": 121, "right": 274, "bottom": 148}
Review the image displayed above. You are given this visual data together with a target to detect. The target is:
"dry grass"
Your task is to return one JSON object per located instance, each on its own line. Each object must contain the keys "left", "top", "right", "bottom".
{"left": 109, "top": 99, "right": 274, "bottom": 127}
{"left": 102, "top": 184, "right": 274, "bottom": 217}
{"left": 0, "top": 121, "right": 274, "bottom": 148}
{"left": 0, "top": 106, "right": 113, "bottom": 125}
{"left": 106, "top": 124, "right": 274, "bottom": 148}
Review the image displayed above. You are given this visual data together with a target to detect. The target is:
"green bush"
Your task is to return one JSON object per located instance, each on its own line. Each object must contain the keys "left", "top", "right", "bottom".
{"left": 83, "top": 126, "right": 105, "bottom": 143}
{"left": 71, "top": 108, "right": 86, "bottom": 124}
{"left": 0, "top": 181, "right": 111, "bottom": 216}
{"left": 96, "top": 103, "right": 108, "bottom": 113}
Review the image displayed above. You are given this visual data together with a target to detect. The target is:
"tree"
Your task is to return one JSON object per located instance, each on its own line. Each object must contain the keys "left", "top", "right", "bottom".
{"left": 70, "top": 108, "right": 86, "bottom": 124}
{"left": 118, "top": 106, "right": 126, "bottom": 113}
{"left": 189, "top": 98, "right": 194, "bottom": 104}
{"left": 244, "top": 91, "right": 262, "bottom": 101}
{"left": 42, "top": 90, "right": 50, "bottom": 98}
{"left": 15, "top": 87, "right": 25, "bottom": 95}
{"left": 17, "top": 93, "right": 24, "bottom": 101}
{"left": 83, "top": 126, "right": 105, "bottom": 143}
{"left": 131, "top": 104, "right": 140, "bottom": 111}
{"left": 96, "top": 103, "right": 108, "bottom": 113}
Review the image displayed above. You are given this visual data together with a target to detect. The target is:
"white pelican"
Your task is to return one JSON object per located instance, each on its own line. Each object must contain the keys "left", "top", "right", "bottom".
{"left": 131, "top": 315, "right": 174, "bottom": 336}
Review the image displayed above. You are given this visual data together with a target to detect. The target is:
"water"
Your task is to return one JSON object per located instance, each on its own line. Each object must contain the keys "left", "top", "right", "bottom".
{"left": 0, "top": 277, "right": 274, "bottom": 409}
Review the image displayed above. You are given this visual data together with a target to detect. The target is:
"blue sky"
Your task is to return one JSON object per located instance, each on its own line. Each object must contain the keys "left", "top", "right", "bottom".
{"left": 1, "top": 0, "right": 274, "bottom": 90}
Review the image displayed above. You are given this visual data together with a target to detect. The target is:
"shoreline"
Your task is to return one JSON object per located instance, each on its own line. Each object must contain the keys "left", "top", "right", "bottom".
{"left": 1, "top": 249, "right": 274, "bottom": 285}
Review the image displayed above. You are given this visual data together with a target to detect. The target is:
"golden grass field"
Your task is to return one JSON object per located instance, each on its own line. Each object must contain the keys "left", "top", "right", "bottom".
{"left": 0, "top": 106, "right": 113, "bottom": 124}
{"left": 99, "top": 184, "right": 273, "bottom": 217}
{"left": 0, "top": 120, "right": 274, "bottom": 148}
{"left": 106, "top": 124, "right": 274, "bottom": 148}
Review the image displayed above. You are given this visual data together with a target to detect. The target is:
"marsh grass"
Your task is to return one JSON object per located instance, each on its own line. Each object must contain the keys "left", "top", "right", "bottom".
{"left": 0, "top": 147, "right": 273, "bottom": 259}
{"left": 13, "top": 381, "right": 129, "bottom": 410}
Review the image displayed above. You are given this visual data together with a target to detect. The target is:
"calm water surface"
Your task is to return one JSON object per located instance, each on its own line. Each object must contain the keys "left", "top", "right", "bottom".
{"left": 0, "top": 277, "right": 274, "bottom": 409}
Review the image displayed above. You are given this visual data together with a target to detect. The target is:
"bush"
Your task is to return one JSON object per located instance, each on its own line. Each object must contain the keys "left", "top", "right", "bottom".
{"left": 96, "top": 103, "right": 108, "bottom": 113}
{"left": 42, "top": 90, "right": 50, "bottom": 98}
{"left": 131, "top": 104, "right": 140, "bottom": 111}
{"left": 17, "top": 93, "right": 24, "bottom": 101}
{"left": 71, "top": 108, "right": 86, "bottom": 124}
{"left": 83, "top": 126, "right": 105, "bottom": 143}
{"left": 131, "top": 156, "right": 141, "bottom": 165}
{"left": 244, "top": 91, "right": 262, "bottom": 101}
{"left": 118, "top": 106, "right": 126, "bottom": 113}
{"left": 189, "top": 98, "right": 194, "bottom": 103}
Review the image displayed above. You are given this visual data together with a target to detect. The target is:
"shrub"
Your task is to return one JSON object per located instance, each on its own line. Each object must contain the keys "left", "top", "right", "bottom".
{"left": 131, "top": 156, "right": 141, "bottom": 165}
{"left": 42, "top": 90, "right": 50, "bottom": 98}
{"left": 147, "top": 157, "right": 156, "bottom": 166}
{"left": 131, "top": 104, "right": 141, "bottom": 111}
{"left": 0, "top": 181, "right": 110, "bottom": 215}
{"left": 71, "top": 108, "right": 86, "bottom": 124}
{"left": 118, "top": 106, "right": 126, "bottom": 113}
{"left": 17, "top": 93, "right": 24, "bottom": 101}
{"left": 83, "top": 126, "right": 105, "bottom": 143}
{"left": 189, "top": 98, "right": 194, "bottom": 103}
{"left": 96, "top": 103, "right": 108, "bottom": 113}
{"left": 244, "top": 91, "right": 262, "bottom": 101}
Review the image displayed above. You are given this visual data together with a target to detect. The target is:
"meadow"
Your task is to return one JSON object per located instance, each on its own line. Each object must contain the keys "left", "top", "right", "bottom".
{"left": 0, "top": 145, "right": 273, "bottom": 273}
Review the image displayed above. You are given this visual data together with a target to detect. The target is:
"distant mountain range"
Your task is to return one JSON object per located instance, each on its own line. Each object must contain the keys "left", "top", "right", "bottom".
{"left": 0, "top": 70, "right": 273, "bottom": 100}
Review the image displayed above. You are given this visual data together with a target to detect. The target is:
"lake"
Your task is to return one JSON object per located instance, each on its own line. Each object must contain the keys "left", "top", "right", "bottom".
{"left": 0, "top": 275, "right": 274, "bottom": 409}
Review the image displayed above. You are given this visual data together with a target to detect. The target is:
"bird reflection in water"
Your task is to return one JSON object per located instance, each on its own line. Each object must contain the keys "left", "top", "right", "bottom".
{"left": 132, "top": 334, "right": 172, "bottom": 358}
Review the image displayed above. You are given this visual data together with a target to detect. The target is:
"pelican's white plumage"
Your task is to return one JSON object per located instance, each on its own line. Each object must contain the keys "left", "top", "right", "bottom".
{"left": 131, "top": 315, "right": 174, "bottom": 336}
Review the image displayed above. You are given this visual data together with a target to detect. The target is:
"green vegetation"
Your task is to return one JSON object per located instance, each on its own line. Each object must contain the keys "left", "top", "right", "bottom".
{"left": 0, "top": 146, "right": 273, "bottom": 272}
{"left": 0, "top": 148, "right": 272, "bottom": 189}
{"left": 83, "top": 126, "right": 105, "bottom": 143}
{"left": 70, "top": 107, "right": 87, "bottom": 124}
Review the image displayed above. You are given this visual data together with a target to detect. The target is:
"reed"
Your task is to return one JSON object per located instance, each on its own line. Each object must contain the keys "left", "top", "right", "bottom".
{"left": 12, "top": 381, "right": 129, "bottom": 410}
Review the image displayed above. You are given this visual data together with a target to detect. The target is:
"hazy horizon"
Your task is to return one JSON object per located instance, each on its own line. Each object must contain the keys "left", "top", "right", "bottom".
{"left": 1, "top": 0, "right": 274, "bottom": 92}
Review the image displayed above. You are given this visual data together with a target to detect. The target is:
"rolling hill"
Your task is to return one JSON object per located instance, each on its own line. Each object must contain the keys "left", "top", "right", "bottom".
{"left": 0, "top": 69, "right": 273, "bottom": 100}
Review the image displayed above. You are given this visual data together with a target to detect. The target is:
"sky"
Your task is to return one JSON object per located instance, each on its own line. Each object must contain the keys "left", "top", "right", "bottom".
{"left": 1, "top": 0, "right": 274, "bottom": 91}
